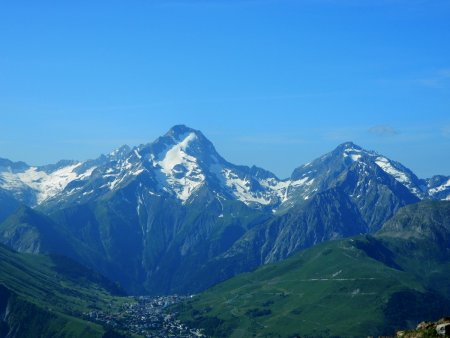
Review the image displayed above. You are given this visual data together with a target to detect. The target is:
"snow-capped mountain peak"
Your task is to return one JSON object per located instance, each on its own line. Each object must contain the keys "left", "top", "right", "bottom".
{"left": 0, "top": 131, "right": 448, "bottom": 211}
{"left": 336, "top": 141, "right": 363, "bottom": 151}
{"left": 332, "top": 142, "right": 426, "bottom": 198}
{"left": 165, "top": 124, "right": 198, "bottom": 140}
{"left": 0, "top": 159, "right": 96, "bottom": 205}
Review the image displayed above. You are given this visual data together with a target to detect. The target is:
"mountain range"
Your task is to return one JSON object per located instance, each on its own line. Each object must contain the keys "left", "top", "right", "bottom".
{"left": 1, "top": 125, "right": 448, "bottom": 211}
{"left": 1, "top": 125, "right": 449, "bottom": 295}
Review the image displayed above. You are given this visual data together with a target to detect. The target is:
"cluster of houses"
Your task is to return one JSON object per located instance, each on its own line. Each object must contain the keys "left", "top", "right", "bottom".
{"left": 84, "top": 295, "right": 204, "bottom": 337}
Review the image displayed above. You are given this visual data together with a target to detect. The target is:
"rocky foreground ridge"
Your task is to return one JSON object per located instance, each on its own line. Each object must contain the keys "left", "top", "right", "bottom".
{"left": 391, "top": 317, "right": 450, "bottom": 337}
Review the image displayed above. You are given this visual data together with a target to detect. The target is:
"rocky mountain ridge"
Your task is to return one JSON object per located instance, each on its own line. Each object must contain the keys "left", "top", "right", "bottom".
{"left": 0, "top": 125, "right": 449, "bottom": 295}
{"left": 1, "top": 126, "right": 448, "bottom": 212}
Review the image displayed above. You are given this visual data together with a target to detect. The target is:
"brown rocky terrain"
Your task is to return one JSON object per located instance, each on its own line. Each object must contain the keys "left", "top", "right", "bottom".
{"left": 395, "top": 317, "right": 450, "bottom": 337}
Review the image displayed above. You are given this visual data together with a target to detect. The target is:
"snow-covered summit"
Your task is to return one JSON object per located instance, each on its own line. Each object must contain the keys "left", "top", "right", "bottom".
{"left": 144, "top": 126, "right": 286, "bottom": 206}
{"left": 281, "top": 141, "right": 433, "bottom": 212}
{"left": 337, "top": 142, "right": 426, "bottom": 198}
{"left": 0, "top": 131, "right": 448, "bottom": 211}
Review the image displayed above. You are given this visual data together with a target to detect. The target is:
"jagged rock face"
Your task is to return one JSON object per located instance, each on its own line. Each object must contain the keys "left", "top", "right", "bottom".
{"left": 0, "top": 126, "right": 447, "bottom": 212}
{"left": 378, "top": 200, "right": 450, "bottom": 248}
{"left": 0, "top": 125, "right": 448, "bottom": 294}
{"left": 396, "top": 317, "right": 450, "bottom": 337}
{"left": 427, "top": 175, "right": 450, "bottom": 201}
{"left": 0, "top": 126, "right": 288, "bottom": 211}
{"left": 281, "top": 142, "right": 424, "bottom": 211}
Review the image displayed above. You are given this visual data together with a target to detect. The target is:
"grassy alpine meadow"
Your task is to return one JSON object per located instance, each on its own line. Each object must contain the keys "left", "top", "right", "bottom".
{"left": 176, "top": 232, "right": 450, "bottom": 338}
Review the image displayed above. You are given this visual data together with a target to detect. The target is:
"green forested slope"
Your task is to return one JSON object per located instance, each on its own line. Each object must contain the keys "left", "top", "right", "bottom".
{"left": 0, "top": 244, "right": 125, "bottom": 338}
{"left": 177, "top": 201, "right": 450, "bottom": 338}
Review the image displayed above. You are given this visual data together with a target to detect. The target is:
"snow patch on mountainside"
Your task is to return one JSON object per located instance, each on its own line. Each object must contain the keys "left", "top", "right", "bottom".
{"left": 375, "top": 157, "right": 408, "bottom": 184}
{"left": 343, "top": 148, "right": 362, "bottom": 162}
{"left": 209, "top": 164, "right": 287, "bottom": 207}
{"left": 0, "top": 163, "right": 98, "bottom": 204}
{"left": 291, "top": 177, "right": 314, "bottom": 187}
{"left": 100, "top": 156, "right": 146, "bottom": 191}
{"left": 374, "top": 156, "right": 424, "bottom": 197}
{"left": 156, "top": 132, "right": 205, "bottom": 202}
{"left": 0, "top": 171, "right": 27, "bottom": 190}
{"left": 272, "top": 176, "right": 317, "bottom": 209}
{"left": 428, "top": 178, "right": 450, "bottom": 195}
{"left": 158, "top": 133, "right": 197, "bottom": 175}
{"left": 222, "top": 169, "right": 272, "bottom": 205}
{"left": 428, "top": 178, "right": 450, "bottom": 200}
{"left": 260, "top": 178, "right": 291, "bottom": 202}
{"left": 106, "top": 168, "right": 144, "bottom": 190}
{"left": 350, "top": 154, "right": 362, "bottom": 161}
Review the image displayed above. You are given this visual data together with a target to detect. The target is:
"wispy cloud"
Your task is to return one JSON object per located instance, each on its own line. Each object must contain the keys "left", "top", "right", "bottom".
{"left": 368, "top": 124, "right": 399, "bottom": 137}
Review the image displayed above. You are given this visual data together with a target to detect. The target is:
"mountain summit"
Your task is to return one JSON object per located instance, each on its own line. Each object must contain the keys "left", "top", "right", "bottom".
{"left": 0, "top": 126, "right": 448, "bottom": 211}
{"left": 0, "top": 126, "right": 449, "bottom": 294}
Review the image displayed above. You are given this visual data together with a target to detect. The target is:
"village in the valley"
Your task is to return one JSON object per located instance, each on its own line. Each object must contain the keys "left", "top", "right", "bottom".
{"left": 84, "top": 295, "right": 204, "bottom": 338}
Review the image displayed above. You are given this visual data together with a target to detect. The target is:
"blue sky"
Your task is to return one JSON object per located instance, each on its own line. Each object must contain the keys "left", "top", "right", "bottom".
{"left": 1, "top": 0, "right": 449, "bottom": 179}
